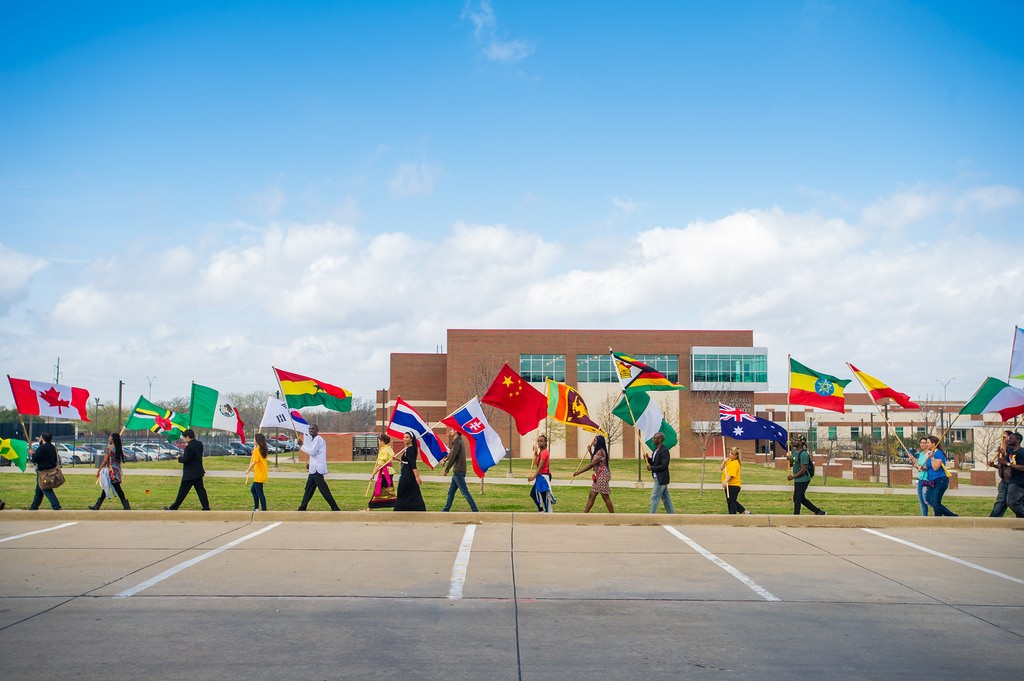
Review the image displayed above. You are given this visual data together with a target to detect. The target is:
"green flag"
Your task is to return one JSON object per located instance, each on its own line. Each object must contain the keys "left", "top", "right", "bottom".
{"left": 0, "top": 438, "right": 28, "bottom": 472}
{"left": 611, "top": 392, "right": 678, "bottom": 451}
{"left": 124, "top": 395, "right": 189, "bottom": 441}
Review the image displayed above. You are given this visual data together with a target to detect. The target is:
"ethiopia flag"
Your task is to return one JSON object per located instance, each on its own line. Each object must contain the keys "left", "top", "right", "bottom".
{"left": 611, "top": 351, "right": 686, "bottom": 393}
{"left": 611, "top": 391, "right": 678, "bottom": 451}
{"left": 789, "top": 358, "right": 850, "bottom": 413}
{"left": 124, "top": 395, "right": 189, "bottom": 441}
{"left": 847, "top": 363, "right": 919, "bottom": 409}
{"left": 546, "top": 380, "right": 604, "bottom": 434}
{"left": 273, "top": 367, "right": 352, "bottom": 413}
{"left": 960, "top": 377, "right": 1024, "bottom": 422}
{"left": 0, "top": 438, "right": 28, "bottom": 472}
{"left": 189, "top": 383, "right": 246, "bottom": 443}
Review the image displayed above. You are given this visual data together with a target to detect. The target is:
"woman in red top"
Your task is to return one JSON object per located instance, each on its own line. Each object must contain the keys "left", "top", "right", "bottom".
{"left": 528, "top": 434, "right": 553, "bottom": 512}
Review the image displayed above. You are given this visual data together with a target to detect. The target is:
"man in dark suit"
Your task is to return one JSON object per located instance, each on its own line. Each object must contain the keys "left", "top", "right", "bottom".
{"left": 165, "top": 429, "right": 210, "bottom": 510}
{"left": 646, "top": 431, "right": 674, "bottom": 514}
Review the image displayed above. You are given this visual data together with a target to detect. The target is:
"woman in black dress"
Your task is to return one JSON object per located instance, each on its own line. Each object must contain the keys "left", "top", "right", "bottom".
{"left": 393, "top": 432, "right": 426, "bottom": 511}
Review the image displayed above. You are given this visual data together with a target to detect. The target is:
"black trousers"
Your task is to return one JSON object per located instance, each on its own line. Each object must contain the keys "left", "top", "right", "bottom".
{"left": 793, "top": 481, "right": 822, "bottom": 515}
{"left": 726, "top": 485, "right": 746, "bottom": 514}
{"left": 298, "top": 473, "right": 340, "bottom": 511}
{"left": 169, "top": 477, "right": 210, "bottom": 510}
{"left": 93, "top": 482, "right": 130, "bottom": 509}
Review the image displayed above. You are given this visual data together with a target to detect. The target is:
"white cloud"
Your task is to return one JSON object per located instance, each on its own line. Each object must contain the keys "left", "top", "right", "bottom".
{"left": 388, "top": 162, "right": 442, "bottom": 197}
{"left": 0, "top": 244, "right": 47, "bottom": 311}
{"left": 462, "top": 0, "right": 535, "bottom": 64}
{"left": 611, "top": 196, "right": 643, "bottom": 217}
{"left": 1, "top": 184, "right": 1022, "bottom": 406}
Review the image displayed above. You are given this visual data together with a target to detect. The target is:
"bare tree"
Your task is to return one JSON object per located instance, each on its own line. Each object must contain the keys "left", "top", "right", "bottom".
{"left": 592, "top": 391, "right": 623, "bottom": 449}
{"left": 683, "top": 383, "right": 742, "bottom": 496}
{"left": 973, "top": 425, "right": 1004, "bottom": 467}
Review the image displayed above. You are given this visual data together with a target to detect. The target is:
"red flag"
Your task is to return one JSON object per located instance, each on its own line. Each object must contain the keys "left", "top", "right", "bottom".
{"left": 8, "top": 376, "right": 91, "bottom": 421}
{"left": 481, "top": 363, "right": 547, "bottom": 435}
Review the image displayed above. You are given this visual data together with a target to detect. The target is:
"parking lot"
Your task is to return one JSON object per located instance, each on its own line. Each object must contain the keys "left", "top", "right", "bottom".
{"left": 1, "top": 513, "right": 1021, "bottom": 680}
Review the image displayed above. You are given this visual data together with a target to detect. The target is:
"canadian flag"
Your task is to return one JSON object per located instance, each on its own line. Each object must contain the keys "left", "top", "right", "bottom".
{"left": 8, "top": 376, "right": 91, "bottom": 421}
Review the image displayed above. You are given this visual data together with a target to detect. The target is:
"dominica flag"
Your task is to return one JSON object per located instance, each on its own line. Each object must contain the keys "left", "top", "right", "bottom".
{"left": 789, "top": 357, "right": 851, "bottom": 413}
{"left": 124, "top": 395, "right": 189, "bottom": 441}
{"left": 273, "top": 367, "right": 352, "bottom": 413}
{"left": 546, "top": 379, "right": 604, "bottom": 434}
{"left": 189, "top": 382, "right": 246, "bottom": 443}
{"left": 611, "top": 351, "right": 686, "bottom": 393}
{"left": 611, "top": 391, "right": 678, "bottom": 451}
{"left": 960, "top": 377, "right": 1024, "bottom": 422}
{"left": 0, "top": 438, "right": 28, "bottom": 472}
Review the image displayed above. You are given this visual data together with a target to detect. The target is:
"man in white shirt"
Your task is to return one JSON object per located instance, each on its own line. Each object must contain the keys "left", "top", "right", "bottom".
{"left": 297, "top": 425, "right": 341, "bottom": 511}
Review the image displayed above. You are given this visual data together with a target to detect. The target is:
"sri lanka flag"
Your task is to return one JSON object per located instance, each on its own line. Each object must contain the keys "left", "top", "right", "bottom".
{"left": 789, "top": 358, "right": 850, "bottom": 413}
{"left": 546, "top": 379, "right": 604, "bottom": 434}
{"left": 386, "top": 397, "right": 448, "bottom": 468}
{"left": 847, "top": 363, "right": 919, "bottom": 409}
{"left": 611, "top": 351, "right": 686, "bottom": 393}
{"left": 442, "top": 397, "right": 506, "bottom": 478}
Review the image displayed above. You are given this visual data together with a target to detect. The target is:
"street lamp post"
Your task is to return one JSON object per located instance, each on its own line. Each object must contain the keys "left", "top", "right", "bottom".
{"left": 936, "top": 378, "right": 955, "bottom": 436}
{"left": 146, "top": 376, "right": 157, "bottom": 401}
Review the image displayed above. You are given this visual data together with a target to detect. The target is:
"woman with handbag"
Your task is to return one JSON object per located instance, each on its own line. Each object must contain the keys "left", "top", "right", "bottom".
{"left": 90, "top": 433, "right": 131, "bottom": 510}
{"left": 29, "top": 432, "right": 62, "bottom": 511}
{"left": 572, "top": 434, "right": 614, "bottom": 513}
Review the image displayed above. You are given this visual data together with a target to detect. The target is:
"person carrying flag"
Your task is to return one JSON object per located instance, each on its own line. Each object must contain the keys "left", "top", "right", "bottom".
{"left": 441, "top": 430, "right": 479, "bottom": 512}
{"left": 786, "top": 434, "right": 825, "bottom": 516}
{"left": 297, "top": 425, "right": 341, "bottom": 511}
{"left": 528, "top": 434, "right": 554, "bottom": 512}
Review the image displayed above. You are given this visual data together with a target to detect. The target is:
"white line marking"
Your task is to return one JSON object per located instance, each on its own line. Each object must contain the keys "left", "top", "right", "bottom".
{"left": 663, "top": 525, "right": 780, "bottom": 602}
{"left": 448, "top": 524, "right": 477, "bottom": 600}
{"left": 861, "top": 528, "right": 1024, "bottom": 585}
{"left": 0, "top": 522, "right": 78, "bottom": 544}
{"left": 115, "top": 522, "right": 283, "bottom": 598}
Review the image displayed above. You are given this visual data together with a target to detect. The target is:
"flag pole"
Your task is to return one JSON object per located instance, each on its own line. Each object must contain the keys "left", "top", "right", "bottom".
{"left": 846, "top": 363, "right": 914, "bottom": 486}
{"left": 786, "top": 354, "right": 793, "bottom": 456}
{"left": 610, "top": 349, "right": 646, "bottom": 483}
{"left": 1010, "top": 326, "right": 1020, "bottom": 383}
{"left": 271, "top": 367, "right": 301, "bottom": 437}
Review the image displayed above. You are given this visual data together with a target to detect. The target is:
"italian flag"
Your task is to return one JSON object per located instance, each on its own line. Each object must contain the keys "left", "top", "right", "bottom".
{"left": 960, "top": 377, "right": 1024, "bottom": 422}
{"left": 611, "top": 391, "right": 678, "bottom": 451}
{"left": 189, "top": 383, "right": 246, "bottom": 442}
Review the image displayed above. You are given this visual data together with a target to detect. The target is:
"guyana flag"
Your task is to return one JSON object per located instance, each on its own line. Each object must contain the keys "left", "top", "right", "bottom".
{"left": 273, "top": 367, "right": 352, "bottom": 412}
{"left": 124, "top": 395, "right": 189, "bottom": 441}
{"left": 546, "top": 379, "right": 604, "bottom": 434}
{"left": 0, "top": 438, "right": 28, "bottom": 472}
{"left": 789, "top": 358, "right": 851, "bottom": 413}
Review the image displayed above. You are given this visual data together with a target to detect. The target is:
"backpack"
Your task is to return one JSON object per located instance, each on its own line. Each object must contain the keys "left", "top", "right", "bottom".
{"left": 803, "top": 451, "right": 815, "bottom": 479}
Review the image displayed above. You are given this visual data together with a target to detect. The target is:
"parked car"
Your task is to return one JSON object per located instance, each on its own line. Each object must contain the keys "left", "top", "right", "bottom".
{"left": 206, "top": 443, "right": 232, "bottom": 456}
{"left": 228, "top": 441, "right": 252, "bottom": 456}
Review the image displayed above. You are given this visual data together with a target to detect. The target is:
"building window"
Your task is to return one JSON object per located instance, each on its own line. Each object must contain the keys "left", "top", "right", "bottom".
{"left": 916, "top": 426, "right": 927, "bottom": 437}
{"left": 691, "top": 350, "right": 767, "bottom": 384}
{"left": 576, "top": 354, "right": 616, "bottom": 382}
{"left": 850, "top": 426, "right": 860, "bottom": 441}
{"left": 828, "top": 426, "right": 837, "bottom": 441}
{"left": 950, "top": 429, "right": 968, "bottom": 443}
{"left": 520, "top": 354, "right": 565, "bottom": 383}
{"left": 896, "top": 427, "right": 905, "bottom": 438}
{"left": 871, "top": 426, "right": 882, "bottom": 440}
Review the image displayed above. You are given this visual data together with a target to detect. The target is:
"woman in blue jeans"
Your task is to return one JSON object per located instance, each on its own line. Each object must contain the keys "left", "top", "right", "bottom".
{"left": 913, "top": 448, "right": 930, "bottom": 516}
{"left": 921, "top": 435, "right": 957, "bottom": 517}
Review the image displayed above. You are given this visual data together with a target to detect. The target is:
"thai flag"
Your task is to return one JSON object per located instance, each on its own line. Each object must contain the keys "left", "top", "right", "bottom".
{"left": 442, "top": 397, "right": 506, "bottom": 478}
{"left": 386, "top": 397, "right": 449, "bottom": 468}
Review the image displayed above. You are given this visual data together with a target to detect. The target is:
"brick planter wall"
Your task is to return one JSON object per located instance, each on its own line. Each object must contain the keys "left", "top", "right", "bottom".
{"left": 889, "top": 466, "right": 914, "bottom": 485}
{"left": 970, "top": 469, "right": 997, "bottom": 487}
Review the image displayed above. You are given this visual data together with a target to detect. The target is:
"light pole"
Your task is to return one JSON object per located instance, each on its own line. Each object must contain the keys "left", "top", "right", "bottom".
{"left": 146, "top": 376, "right": 157, "bottom": 401}
{"left": 936, "top": 377, "right": 955, "bottom": 436}
{"left": 94, "top": 398, "right": 101, "bottom": 430}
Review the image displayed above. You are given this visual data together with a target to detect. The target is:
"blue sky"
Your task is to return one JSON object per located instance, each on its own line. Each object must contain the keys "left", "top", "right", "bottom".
{"left": 2, "top": 1, "right": 1023, "bottom": 406}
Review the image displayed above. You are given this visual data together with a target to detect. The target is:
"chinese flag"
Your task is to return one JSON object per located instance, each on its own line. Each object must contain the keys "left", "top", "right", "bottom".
{"left": 481, "top": 363, "right": 547, "bottom": 435}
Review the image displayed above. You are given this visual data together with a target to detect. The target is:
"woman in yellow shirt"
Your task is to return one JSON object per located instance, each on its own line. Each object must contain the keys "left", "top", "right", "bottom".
{"left": 246, "top": 433, "right": 270, "bottom": 511}
{"left": 721, "top": 447, "right": 749, "bottom": 515}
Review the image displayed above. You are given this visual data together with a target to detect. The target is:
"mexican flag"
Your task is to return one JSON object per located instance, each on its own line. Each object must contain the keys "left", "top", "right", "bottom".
{"left": 612, "top": 391, "right": 678, "bottom": 451}
{"left": 0, "top": 438, "right": 28, "bottom": 472}
{"left": 189, "top": 383, "right": 246, "bottom": 442}
{"left": 959, "top": 377, "right": 1024, "bottom": 422}
{"left": 123, "top": 395, "right": 189, "bottom": 441}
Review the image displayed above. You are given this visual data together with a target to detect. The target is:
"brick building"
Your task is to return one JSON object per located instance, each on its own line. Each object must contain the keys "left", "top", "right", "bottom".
{"left": 383, "top": 329, "right": 768, "bottom": 460}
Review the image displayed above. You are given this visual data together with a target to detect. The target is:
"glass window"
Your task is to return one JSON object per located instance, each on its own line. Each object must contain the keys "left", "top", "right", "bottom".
{"left": 519, "top": 354, "right": 565, "bottom": 383}
{"left": 577, "top": 354, "right": 616, "bottom": 382}
{"left": 871, "top": 426, "right": 882, "bottom": 440}
{"left": 828, "top": 426, "right": 837, "bottom": 441}
{"left": 850, "top": 426, "right": 860, "bottom": 441}
{"left": 896, "top": 427, "right": 905, "bottom": 438}
{"left": 690, "top": 351, "right": 767, "bottom": 385}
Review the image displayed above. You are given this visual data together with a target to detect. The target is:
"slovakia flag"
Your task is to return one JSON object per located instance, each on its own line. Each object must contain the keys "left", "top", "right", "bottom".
{"left": 442, "top": 397, "right": 506, "bottom": 478}
{"left": 386, "top": 397, "right": 449, "bottom": 468}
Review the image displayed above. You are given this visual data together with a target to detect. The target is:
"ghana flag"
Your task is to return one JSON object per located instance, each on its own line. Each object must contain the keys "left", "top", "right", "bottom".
{"left": 789, "top": 357, "right": 851, "bottom": 413}
{"left": 274, "top": 367, "right": 352, "bottom": 413}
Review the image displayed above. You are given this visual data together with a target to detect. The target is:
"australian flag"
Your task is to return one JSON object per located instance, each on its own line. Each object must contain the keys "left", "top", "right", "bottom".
{"left": 719, "top": 404, "right": 788, "bottom": 445}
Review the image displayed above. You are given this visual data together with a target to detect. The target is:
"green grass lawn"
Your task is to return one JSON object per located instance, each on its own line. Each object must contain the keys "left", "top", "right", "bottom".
{"left": 0, "top": 457, "right": 997, "bottom": 515}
